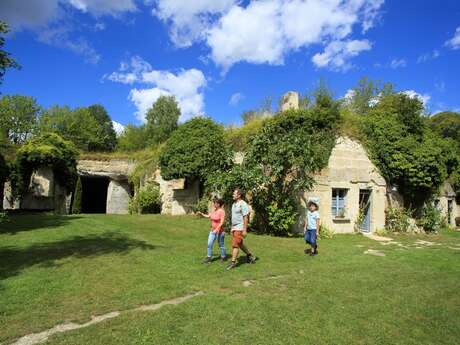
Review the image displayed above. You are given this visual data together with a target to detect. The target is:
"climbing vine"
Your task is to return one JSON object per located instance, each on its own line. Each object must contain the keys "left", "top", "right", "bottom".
{"left": 12, "top": 133, "right": 78, "bottom": 199}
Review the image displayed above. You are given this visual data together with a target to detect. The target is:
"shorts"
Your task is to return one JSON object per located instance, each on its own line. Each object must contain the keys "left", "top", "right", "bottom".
{"left": 231, "top": 230, "right": 244, "bottom": 248}
{"left": 304, "top": 229, "right": 317, "bottom": 246}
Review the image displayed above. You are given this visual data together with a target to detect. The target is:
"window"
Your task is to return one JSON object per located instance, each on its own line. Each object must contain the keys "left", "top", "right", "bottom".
{"left": 332, "top": 188, "right": 347, "bottom": 218}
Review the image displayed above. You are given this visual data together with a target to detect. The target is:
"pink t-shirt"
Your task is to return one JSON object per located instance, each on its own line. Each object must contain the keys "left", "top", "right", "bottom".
{"left": 210, "top": 208, "right": 225, "bottom": 233}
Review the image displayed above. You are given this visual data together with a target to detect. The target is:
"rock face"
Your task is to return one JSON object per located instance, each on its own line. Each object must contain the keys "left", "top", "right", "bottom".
{"left": 22, "top": 167, "right": 56, "bottom": 210}
{"left": 106, "top": 180, "right": 131, "bottom": 214}
{"left": 281, "top": 91, "right": 299, "bottom": 111}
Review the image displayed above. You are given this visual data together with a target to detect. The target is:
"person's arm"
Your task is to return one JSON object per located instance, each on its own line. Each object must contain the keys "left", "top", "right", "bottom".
{"left": 242, "top": 215, "right": 249, "bottom": 236}
{"left": 303, "top": 217, "right": 307, "bottom": 233}
{"left": 316, "top": 216, "right": 320, "bottom": 236}
{"left": 197, "top": 211, "right": 209, "bottom": 218}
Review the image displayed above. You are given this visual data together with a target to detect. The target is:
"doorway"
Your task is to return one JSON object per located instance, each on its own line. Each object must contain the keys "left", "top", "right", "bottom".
{"left": 81, "top": 176, "right": 109, "bottom": 213}
{"left": 359, "top": 189, "right": 372, "bottom": 232}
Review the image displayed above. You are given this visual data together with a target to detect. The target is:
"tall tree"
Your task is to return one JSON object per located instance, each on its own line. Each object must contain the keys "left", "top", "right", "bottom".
{"left": 0, "top": 21, "right": 20, "bottom": 87}
{"left": 87, "top": 104, "right": 117, "bottom": 151}
{"left": 429, "top": 111, "right": 460, "bottom": 149}
{"left": 145, "top": 96, "right": 180, "bottom": 145}
{"left": 346, "top": 77, "right": 394, "bottom": 115}
{"left": 0, "top": 95, "right": 40, "bottom": 144}
{"left": 117, "top": 124, "right": 148, "bottom": 151}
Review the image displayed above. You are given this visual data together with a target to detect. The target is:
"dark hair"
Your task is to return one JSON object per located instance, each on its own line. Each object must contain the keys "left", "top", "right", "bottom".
{"left": 234, "top": 188, "right": 245, "bottom": 198}
{"left": 213, "top": 198, "right": 224, "bottom": 207}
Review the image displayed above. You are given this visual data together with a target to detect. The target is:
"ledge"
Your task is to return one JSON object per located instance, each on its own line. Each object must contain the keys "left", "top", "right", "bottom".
{"left": 332, "top": 217, "right": 351, "bottom": 223}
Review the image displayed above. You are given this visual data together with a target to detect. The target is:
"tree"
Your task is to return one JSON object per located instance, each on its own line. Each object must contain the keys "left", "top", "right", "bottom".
{"left": 0, "top": 95, "right": 40, "bottom": 144}
{"left": 346, "top": 77, "right": 394, "bottom": 115}
{"left": 87, "top": 105, "right": 117, "bottom": 151}
{"left": 117, "top": 124, "right": 148, "bottom": 151}
{"left": 39, "top": 106, "right": 105, "bottom": 151}
{"left": 429, "top": 111, "right": 460, "bottom": 149}
{"left": 159, "top": 117, "right": 232, "bottom": 182}
{"left": 0, "top": 21, "right": 20, "bottom": 87}
{"left": 146, "top": 96, "right": 180, "bottom": 145}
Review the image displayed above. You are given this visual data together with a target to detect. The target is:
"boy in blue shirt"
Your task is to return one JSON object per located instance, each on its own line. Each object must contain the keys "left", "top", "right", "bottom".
{"left": 304, "top": 200, "right": 320, "bottom": 256}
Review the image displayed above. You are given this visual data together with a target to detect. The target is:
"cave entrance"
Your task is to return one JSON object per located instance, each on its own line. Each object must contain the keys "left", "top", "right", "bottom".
{"left": 81, "top": 176, "right": 109, "bottom": 213}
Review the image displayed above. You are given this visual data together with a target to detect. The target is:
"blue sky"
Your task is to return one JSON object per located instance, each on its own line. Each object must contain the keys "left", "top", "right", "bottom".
{"left": 1, "top": 0, "right": 460, "bottom": 131}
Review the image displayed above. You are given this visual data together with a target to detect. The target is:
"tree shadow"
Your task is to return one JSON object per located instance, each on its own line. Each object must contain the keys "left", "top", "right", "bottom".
{"left": 0, "top": 232, "right": 156, "bottom": 281}
{"left": 0, "top": 213, "right": 83, "bottom": 235}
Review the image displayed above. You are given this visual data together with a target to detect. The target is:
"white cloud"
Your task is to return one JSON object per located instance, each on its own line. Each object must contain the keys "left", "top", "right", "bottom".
{"left": 401, "top": 90, "right": 431, "bottom": 107}
{"left": 417, "top": 49, "right": 440, "bottom": 63}
{"left": 153, "top": 0, "right": 236, "bottom": 47}
{"left": 155, "top": 0, "right": 384, "bottom": 71}
{"left": 68, "top": 0, "right": 137, "bottom": 16}
{"left": 0, "top": 0, "right": 59, "bottom": 30}
{"left": 435, "top": 81, "right": 445, "bottom": 92}
{"left": 390, "top": 58, "right": 407, "bottom": 69}
{"left": 229, "top": 92, "right": 244, "bottom": 106}
{"left": 112, "top": 120, "right": 125, "bottom": 135}
{"left": 445, "top": 27, "right": 460, "bottom": 50}
{"left": 37, "top": 25, "right": 101, "bottom": 64}
{"left": 312, "top": 39, "right": 372, "bottom": 71}
{"left": 107, "top": 56, "right": 207, "bottom": 122}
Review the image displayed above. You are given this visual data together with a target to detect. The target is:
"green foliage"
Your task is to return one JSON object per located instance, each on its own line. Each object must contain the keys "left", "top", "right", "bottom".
{"left": 13, "top": 133, "right": 78, "bottom": 199}
{"left": 225, "top": 117, "right": 266, "bottom": 151}
{"left": 417, "top": 203, "right": 446, "bottom": 233}
{"left": 318, "top": 225, "right": 335, "bottom": 239}
{"left": 0, "top": 211, "right": 8, "bottom": 224}
{"left": 385, "top": 207, "right": 413, "bottom": 233}
{"left": 428, "top": 111, "right": 460, "bottom": 149}
{"left": 129, "top": 183, "right": 161, "bottom": 214}
{"left": 345, "top": 76, "right": 394, "bottom": 115}
{"left": 0, "top": 95, "right": 40, "bottom": 144}
{"left": 160, "top": 117, "right": 232, "bottom": 182}
{"left": 361, "top": 93, "right": 457, "bottom": 206}
{"left": 192, "top": 196, "right": 210, "bottom": 214}
{"left": 71, "top": 176, "right": 82, "bottom": 214}
{"left": 39, "top": 106, "right": 107, "bottom": 151}
{"left": 0, "top": 151, "right": 8, "bottom": 184}
{"left": 87, "top": 104, "right": 117, "bottom": 151}
{"left": 146, "top": 96, "right": 180, "bottom": 145}
{"left": 117, "top": 124, "right": 148, "bottom": 151}
{"left": 0, "top": 21, "right": 20, "bottom": 86}
{"left": 128, "top": 145, "right": 162, "bottom": 189}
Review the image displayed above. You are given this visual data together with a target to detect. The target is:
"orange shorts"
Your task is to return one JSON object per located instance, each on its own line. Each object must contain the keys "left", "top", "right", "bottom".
{"left": 231, "top": 231, "right": 244, "bottom": 248}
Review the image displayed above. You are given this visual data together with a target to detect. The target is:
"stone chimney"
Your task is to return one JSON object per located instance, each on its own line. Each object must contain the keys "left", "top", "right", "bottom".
{"left": 281, "top": 91, "right": 299, "bottom": 111}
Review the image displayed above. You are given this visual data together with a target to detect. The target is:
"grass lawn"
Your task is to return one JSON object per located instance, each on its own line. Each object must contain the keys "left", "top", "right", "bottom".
{"left": 1, "top": 214, "right": 459, "bottom": 345}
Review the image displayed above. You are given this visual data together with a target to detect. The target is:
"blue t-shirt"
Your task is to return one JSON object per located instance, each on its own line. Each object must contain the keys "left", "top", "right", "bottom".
{"left": 306, "top": 210, "right": 320, "bottom": 230}
{"left": 231, "top": 200, "right": 250, "bottom": 231}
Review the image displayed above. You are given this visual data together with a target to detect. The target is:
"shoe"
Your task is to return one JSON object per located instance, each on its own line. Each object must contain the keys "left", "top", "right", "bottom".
{"left": 220, "top": 256, "right": 228, "bottom": 262}
{"left": 226, "top": 261, "right": 237, "bottom": 270}
{"left": 247, "top": 254, "right": 257, "bottom": 264}
{"left": 309, "top": 250, "right": 318, "bottom": 256}
{"left": 203, "top": 256, "right": 212, "bottom": 264}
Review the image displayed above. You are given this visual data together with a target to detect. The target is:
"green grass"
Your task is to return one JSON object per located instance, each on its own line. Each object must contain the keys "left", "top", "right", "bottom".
{"left": 1, "top": 214, "right": 459, "bottom": 345}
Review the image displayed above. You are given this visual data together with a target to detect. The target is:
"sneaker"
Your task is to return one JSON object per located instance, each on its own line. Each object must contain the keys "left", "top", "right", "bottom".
{"left": 247, "top": 254, "right": 257, "bottom": 264}
{"left": 203, "top": 256, "right": 212, "bottom": 264}
{"left": 226, "top": 261, "right": 237, "bottom": 270}
{"left": 309, "top": 250, "right": 318, "bottom": 256}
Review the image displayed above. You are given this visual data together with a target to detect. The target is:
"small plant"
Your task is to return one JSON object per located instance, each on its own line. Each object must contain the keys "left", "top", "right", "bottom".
{"left": 385, "top": 207, "right": 412, "bottom": 232}
{"left": 0, "top": 212, "right": 9, "bottom": 224}
{"left": 191, "top": 196, "right": 210, "bottom": 214}
{"left": 318, "top": 225, "right": 334, "bottom": 239}
{"left": 129, "top": 183, "right": 161, "bottom": 214}
{"left": 375, "top": 228, "right": 389, "bottom": 236}
{"left": 337, "top": 208, "right": 347, "bottom": 218}
{"left": 417, "top": 203, "right": 446, "bottom": 233}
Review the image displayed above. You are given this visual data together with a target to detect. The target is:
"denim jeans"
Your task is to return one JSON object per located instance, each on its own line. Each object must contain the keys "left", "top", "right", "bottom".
{"left": 304, "top": 229, "right": 317, "bottom": 246}
{"left": 207, "top": 231, "right": 226, "bottom": 258}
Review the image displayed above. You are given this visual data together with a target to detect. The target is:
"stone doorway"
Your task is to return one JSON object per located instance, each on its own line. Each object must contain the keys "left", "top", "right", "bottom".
{"left": 81, "top": 176, "right": 109, "bottom": 213}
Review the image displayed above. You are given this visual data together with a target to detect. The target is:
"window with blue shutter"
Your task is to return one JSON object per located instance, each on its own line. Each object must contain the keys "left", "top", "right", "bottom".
{"left": 332, "top": 189, "right": 347, "bottom": 217}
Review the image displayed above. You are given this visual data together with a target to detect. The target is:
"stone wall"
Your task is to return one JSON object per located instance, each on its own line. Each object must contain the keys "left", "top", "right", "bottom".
{"left": 281, "top": 91, "right": 299, "bottom": 111}
{"left": 302, "top": 137, "right": 387, "bottom": 233}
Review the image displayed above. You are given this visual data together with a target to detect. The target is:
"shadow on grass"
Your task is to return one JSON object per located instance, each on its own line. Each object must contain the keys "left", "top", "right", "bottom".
{"left": 0, "top": 213, "right": 83, "bottom": 235}
{"left": 0, "top": 232, "right": 155, "bottom": 281}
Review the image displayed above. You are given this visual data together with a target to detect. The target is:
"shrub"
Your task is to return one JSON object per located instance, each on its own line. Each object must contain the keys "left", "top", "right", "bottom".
{"left": 385, "top": 207, "right": 412, "bottom": 233}
{"left": 0, "top": 211, "right": 8, "bottom": 224}
{"left": 129, "top": 183, "right": 161, "bottom": 214}
{"left": 191, "top": 196, "right": 210, "bottom": 214}
{"left": 71, "top": 176, "right": 82, "bottom": 214}
{"left": 417, "top": 204, "right": 446, "bottom": 233}
{"left": 319, "top": 225, "right": 335, "bottom": 239}
{"left": 375, "top": 228, "right": 389, "bottom": 236}
{"left": 160, "top": 117, "right": 233, "bottom": 182}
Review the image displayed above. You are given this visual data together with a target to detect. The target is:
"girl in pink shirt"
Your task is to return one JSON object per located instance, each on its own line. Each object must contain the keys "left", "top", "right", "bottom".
{"left": 198, "top": 198, "right": 226, "bottom": 263}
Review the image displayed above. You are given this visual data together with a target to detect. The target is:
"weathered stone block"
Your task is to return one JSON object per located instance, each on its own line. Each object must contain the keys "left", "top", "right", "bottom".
{"left": 106, "top": 180, "right": 131, "bottom": 214}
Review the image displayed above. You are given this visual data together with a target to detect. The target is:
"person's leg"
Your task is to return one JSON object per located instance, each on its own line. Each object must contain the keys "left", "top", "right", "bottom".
{"left": 217, "top": 232, "right": 226, "bottom": 259}
{"left": 309, "top": 230, "right": 318, "bottom": 256}
{"left": 227, "top": 231, "right": 241, "bottom": 270}
{"left": 304, "top": 231, "right": 311, "bottom": 253}
{"left": 204, "top": 232, "right": 216, "bottom": 263}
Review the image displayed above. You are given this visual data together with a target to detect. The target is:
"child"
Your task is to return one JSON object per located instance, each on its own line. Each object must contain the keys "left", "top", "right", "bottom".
{"left": 197, "top": 198, "right": 226, "bottom": 263}
{"left": 304, "top": 200, "right": 320, "bottom": 256}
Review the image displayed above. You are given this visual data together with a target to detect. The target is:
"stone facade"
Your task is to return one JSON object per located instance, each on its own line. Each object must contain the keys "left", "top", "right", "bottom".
{"left": 437, "top": 182, "right": 459, "bottom": 226}
{"left": 281, "top": 91, "right": 299, "bottom": 111}
{"left": 302, "top": 137, "right": 387, "bottom": 233}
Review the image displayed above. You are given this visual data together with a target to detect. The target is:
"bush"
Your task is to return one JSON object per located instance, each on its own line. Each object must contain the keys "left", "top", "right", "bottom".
{"left": 191, "top": 196, "right": 210, "bottom": 214}
{"left": 319, "top": 225, "right": 335, "bottom": 239}
{"left": 129, "top": 183, "right": 161, "bottom": 214}
{"left": 385, "top": 207, "right": 412, "bottom": 233}
{"left": 417, "top": 204, "right": 446, "bottom": 233}
{"left": 0, "top": 211, "right": 8, "bottom": 224}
